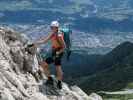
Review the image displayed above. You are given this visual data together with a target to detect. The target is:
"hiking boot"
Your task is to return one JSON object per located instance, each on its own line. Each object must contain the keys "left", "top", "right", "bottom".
{"left": 45, "top": 77, "right": 54, "bottom": 85}
{"left": 57, "top": 80, "right": 62, "bottom": 89}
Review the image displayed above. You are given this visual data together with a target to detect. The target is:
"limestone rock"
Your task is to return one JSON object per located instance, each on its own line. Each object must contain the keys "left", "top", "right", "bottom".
{"left": 1, "top": 88, "right": 15, "bottom": 100}
{"left": 0, "top": 27, "right": 103, "bottom": 100}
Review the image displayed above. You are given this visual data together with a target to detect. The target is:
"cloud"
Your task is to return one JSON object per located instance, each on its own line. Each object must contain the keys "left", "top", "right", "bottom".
{"left": 0, "top": 1, "right": 33, "bottom": 11}
{"left": 70, "top": 0, "right": 93, "bottom": 4}
{"left": 0, "top": 12, "right": 4, "bottom": 17}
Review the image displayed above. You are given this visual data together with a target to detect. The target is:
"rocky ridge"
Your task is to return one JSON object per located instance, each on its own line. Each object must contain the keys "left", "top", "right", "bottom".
{"left": 0, "top": 27, "right": 102, "bottom": 100}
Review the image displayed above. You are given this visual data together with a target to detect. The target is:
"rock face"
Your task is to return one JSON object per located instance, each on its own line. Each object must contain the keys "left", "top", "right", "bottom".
{"left": 0, "top": 27, "right": 103, "bottom": 100}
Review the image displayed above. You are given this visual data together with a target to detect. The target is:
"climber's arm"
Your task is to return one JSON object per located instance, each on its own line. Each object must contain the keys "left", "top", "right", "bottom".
{"left": 33, "top": 34, "right": 52, "bottom": 47}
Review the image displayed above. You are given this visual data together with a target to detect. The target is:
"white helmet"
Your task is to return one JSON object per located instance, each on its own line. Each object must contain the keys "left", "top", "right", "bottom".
{"left": 50, "top": 21, "right": 59, "bottom": 27}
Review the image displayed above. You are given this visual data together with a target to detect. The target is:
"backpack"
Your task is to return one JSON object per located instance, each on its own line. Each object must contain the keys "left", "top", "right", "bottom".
{"left": 59, "top": 26, "right": 72, "bottom": 61}
{"left": 38, "top": 26, "right": 72, "bottom": 61}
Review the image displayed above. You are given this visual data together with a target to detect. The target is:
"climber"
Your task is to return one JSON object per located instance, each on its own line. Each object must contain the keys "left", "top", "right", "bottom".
{"left": 30, "top": 21, "right": 66, "bottom": 89}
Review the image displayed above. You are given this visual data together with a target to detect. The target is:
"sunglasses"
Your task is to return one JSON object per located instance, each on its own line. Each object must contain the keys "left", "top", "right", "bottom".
{"left": 51, "top": 26, "right": 58, "bottom": 29}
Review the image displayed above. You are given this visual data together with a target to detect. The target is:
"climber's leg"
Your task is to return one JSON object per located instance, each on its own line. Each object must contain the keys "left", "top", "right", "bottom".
{"left": 39, "top": 67, "right": 47, "bottom": 79}
{"left": 40, "top": 58, "right": 53, "bottom": 78}
{"left": 55, "top": 65, "right": 63, "bottom": 81}
{"left": 40, "top": 57, "right": 54, "bottom": 85}
{"left": 54, "top": 52, "right": 64, "bottom": 89}
{"left": 55, "top": 65, "right": 63, "bottom": 89}
{"left": 54, "top": 51, "right": 64, "bottom": 81}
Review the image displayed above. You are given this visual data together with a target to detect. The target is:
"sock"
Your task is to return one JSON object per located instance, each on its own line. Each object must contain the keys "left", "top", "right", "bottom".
{"left": 48, "top": 76, "right": 52, "bottom": 80}
{"left": 58, "top": 80, "right": 61, "bottom": 84}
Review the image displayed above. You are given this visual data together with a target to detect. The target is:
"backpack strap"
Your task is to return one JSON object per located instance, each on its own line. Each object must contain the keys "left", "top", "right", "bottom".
{"left": 56, "top": 32, "right": 65, "bottom": 49}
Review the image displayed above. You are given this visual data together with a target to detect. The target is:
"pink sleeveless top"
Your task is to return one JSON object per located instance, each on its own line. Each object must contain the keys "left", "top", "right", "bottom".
{"left": 50, "top": 33, "right": 64, "bottom": 49}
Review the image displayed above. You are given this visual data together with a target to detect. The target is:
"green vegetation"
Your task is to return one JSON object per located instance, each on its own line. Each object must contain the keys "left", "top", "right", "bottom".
{"left": 73, "top": 41, "right": 133, "bottom": 99}
{"left": 103, "top": 94, "right": 133, "bottom": 100}
{"left": 126, "top": 82, "right": 133, "bottom": 89}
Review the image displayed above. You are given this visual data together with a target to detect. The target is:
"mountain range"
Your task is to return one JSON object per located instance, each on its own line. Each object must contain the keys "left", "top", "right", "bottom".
{"left": 71, "top": 41, "right": 133, "bottom": 99}
{"left": 0, "top": 0, "right": 133, "bottom": 54}
{"left": 0, "top": 1, "right": 133, "bottom": 99}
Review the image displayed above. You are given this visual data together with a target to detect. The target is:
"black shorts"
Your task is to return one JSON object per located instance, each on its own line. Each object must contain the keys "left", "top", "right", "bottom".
{"left": 45, "top": 49, "right": 64, "bottom": 66}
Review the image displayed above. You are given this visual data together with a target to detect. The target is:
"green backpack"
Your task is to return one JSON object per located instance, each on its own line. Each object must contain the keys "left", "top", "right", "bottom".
{"left": 39, "top": 26, "right": 72, "bottom": 61}
{"left": 60, "top": 26, "right": 72, "bottom": 61}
